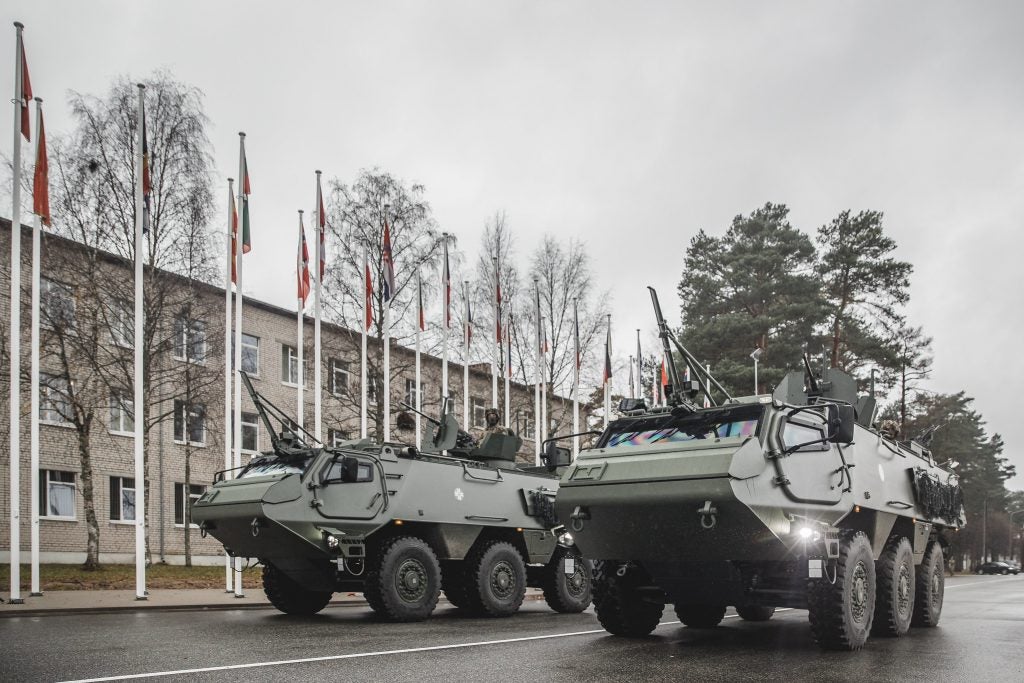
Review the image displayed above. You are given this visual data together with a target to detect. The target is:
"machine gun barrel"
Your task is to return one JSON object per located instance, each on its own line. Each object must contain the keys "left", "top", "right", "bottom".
{"left": 399, "top": 401, "right": 441, "bottom": 427}
{"left": 238, "top": 371, "right": 321, "bottom": 453}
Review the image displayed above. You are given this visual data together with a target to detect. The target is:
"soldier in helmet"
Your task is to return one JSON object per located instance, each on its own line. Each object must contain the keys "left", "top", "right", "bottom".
{"left": 480, "top": 407, "right": 513, "bottom": 438}
{"left": 879, "top": 419, "right": 901, "bottom": 441}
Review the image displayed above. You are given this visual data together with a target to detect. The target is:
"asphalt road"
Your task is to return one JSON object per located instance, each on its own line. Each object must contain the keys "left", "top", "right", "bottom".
{"left": 2, "top": 575, "right": 1022, "bottom": 682}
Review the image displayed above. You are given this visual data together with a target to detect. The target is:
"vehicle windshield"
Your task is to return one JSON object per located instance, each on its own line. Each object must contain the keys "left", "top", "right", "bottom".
{"left": 601, "top": 404, "right": 763, "bottom": 449}
{"left": 237, "top": 453, "right": 315, "bottom": 479}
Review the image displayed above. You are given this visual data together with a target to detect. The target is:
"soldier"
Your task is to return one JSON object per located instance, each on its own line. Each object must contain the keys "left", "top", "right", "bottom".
{"left": 879, "top": 419, "right": 901, "bottom": 440}
{"left": 480, "top": 407, "right": 513, "bottom": 438}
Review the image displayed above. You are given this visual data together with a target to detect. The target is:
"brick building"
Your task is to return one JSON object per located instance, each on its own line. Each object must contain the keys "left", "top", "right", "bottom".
{"left": 1, "top": 220, "right": 579, "bottom": 565}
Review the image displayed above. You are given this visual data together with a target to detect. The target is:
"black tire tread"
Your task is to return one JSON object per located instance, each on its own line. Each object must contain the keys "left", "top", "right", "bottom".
{"left": 807, "top": 530, "right": 876, "bottom": 651}
{"left": 872, "top": 535, "right": 915, "bottom": 637}
{"left": 262, "top": 563, "right": 333, "bottom": 616}
{"left": 911, "top": 540, "right": 945, "bottom": 628}
{"left": 462, "top": 540, "right": 527, "bottom": 617}
{"left": 675, "top": 603, "right": 727, "bottom": 628}
{"left": 541, "top": 546, "right": 593, "bottom": 614}
{"left": 363, "top": 535, "right": 441, "bottom": 622}
{"left": 592, "top": 561, "right": 664, "bottom": 637}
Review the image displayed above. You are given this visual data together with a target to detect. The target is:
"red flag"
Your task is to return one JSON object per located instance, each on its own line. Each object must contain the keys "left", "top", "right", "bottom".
{"left": 19, "top": 37, "right": 32, "bottom": 141}
{"left": 417, "top": 274, "right": 426, "bottom": 332}
{"left": 32, "top": 104, "right": 49, "bottom": 226}
{"left": 661, "top": 357, "right": 668, "bottom": 387}
{"left": 364, "top": 253, "right": 374, "bottom": 331}
{"left": 316, "top": 172, "right": 326, "bottom": 280}
{"left": 442, "top": 238, "right": 451, "bottom": 328}
{"left": 494, "top": 256, "right": 502, "bottom": 343}
{"left": 230, "top": 192, "right": 239, "bottom": 284}
{"left": 382, "top": 214, "right": 395, "bottom": 302}
{"left": 297, "top": 215, "right": 311, "bottom": 304}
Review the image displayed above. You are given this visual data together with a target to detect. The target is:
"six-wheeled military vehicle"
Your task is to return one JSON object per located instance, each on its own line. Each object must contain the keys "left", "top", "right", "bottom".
{"left": 192, "top": 373, "right": 591, "bottom": 622}
{"left": 552, "top": 288, "right": 965, "bottom": 650}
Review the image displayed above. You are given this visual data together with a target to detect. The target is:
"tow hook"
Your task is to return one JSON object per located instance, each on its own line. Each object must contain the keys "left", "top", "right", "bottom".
{"left": 697, "top": 500, "right": 718, "bottom": 530}
{"left": 570, "top": 505, "right": 590, "bottom": 532}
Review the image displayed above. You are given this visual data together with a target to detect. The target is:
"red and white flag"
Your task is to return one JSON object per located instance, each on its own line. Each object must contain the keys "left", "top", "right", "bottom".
{"left": 364, "top": 252, "right": 373, "bottom": 331}
{"left": 297, "top": 214, "right": 311, "bottom": 305}
{"left": 18, "top": 33, "right": 32, "bottom": 141}
{"left": 442, "top": 238, "right": 451, "bottom": 328}
{"left": 32, "top": 102, "right": 49, "bottom": 226}
{"left": 382, "top": 213, "right": 395, "bottom": 302}
{"left": 317, "top": 172, "right": 326, "bottom": 280}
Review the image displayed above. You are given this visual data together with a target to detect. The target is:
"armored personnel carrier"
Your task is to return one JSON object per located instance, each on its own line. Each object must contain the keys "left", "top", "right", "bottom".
{"left": 192, "top": 373, "right": 591, "bottom": 622}
{"left": 552, "top": 288, "right": 964, "bottom": 651}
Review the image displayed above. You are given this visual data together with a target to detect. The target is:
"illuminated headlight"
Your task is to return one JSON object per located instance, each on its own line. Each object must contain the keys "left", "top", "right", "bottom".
{"left": 797, "top": 527, "right": 822, "bottom": 542}
{"left": 325, "top": 534, "right": 340, "bottom": 550}
{"left": 558, "top": 532, "right": 575, "bottom": 546}
{"left": 798, "top": 527, "right": 813, "bottom": 540}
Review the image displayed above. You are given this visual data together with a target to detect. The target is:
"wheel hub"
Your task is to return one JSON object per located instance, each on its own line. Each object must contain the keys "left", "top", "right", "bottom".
{"left": 931, "top": 568, "right": 941, "bottom": 606}
{"left": 491, "top": 560, "right": 515, "bottom": 599}
{"left": 396, "top": 559, "right": 427, "bottom": 602}
{"left": 850, "top": 561, "right": 868, "bottom": 623}
{"left": 566, "top": 567, "right": 586, "bottom": 596}
{"left": 897, "top": 563, "right": 911, "bottom": 615}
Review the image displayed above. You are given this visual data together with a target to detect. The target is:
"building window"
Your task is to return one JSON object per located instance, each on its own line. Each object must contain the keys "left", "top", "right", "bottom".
{"left": 40, "top": 373, "right": 71, "bottom": 424}
{"left": 109, "top": 391, "right": 134, "bottom": 435}
{"left": 108, "top": 476, "right": 136, "bottom": 522}
{"left": 329, "top": 358, "right": 350, "bottom": 395}
{"left": 405, "top": 379, "right": 419, "bottom": 407}
{"left": 281, "top": 344, "right": 308, "bottom": 385}
{"left": 471, "top": 397, "right": 487, "bottom": 428}
{"left": 41, "top": 277, "right": 75, "bottom": 328}
{"left": 520, "top": 411, "right": 535, "bottom": 440}
{"left": 40, "top": 470, "right": 76, "bottom": 519}
{"left": 173, "top": 400, "right": 206, "bottom": 445}
{"left": 107, "top": 298, "right": 132, "bottom": 348}
{"left": 236, "top": 411, "right": 259, "bottom": 452}
{"left": 328, "top": 428, "right": 349, "bottom": 447}
{"left": 174, "top": 317, "right": 207, "bottom": 364}
{"left": 232, "top": 332, "right": 259, "bottom": 375}
{"left": 367, "top": 377, "right": 379, "bottom": 405}
{"left": 174, "top": 483, "right": 205, "bottom": 526}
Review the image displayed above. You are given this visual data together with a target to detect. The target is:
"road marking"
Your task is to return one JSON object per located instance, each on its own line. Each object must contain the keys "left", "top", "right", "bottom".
{"left": 947, "top": 576, "right": 1021, "bottom": 590}
{"left": 60, "top": 608, "right": 797, "bottom": 682}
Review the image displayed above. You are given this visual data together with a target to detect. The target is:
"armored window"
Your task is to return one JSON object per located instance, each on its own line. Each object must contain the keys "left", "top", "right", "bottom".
{"left": 109, "top": 391, "right": 134, "bottom": 434}
{"left": 40, "top": 469, "right": 76, "bottom": 519}
{"left": 174, "top": 483, "right": 205, "bottom": 526}
{"left": 471, "top": 397, "right": 487, "bottom": 428}
{"left": 41, "top": 277, "right": 75, "bottom": 329}
{"left": 109, "top": 476, "right": 136, "bottom": 521}
{"left": 173, "top": 400, "right": 206, "bottom": 445}
{"left": 782, "top": 416, "right": 829, "bottom": 452}
{"left": 107, "top": 297, "right": 133, "bottom": 348}
{"left": 39, "top": 373, "right": 71, "bottom": 424}
{"left": 603, "top": 404, "right": 764, "bottom": 449}
{"left": 329, "top": 358, "right": 350, "bottom": 395}
{"left": 174, "top": 317, "right": 207, "bottom": 364}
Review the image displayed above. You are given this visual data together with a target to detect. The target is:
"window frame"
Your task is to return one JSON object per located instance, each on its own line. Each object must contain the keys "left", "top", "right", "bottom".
{"left": 173, "top": 399, "right": 207, "bottom": 446}
{"left": 329, "top": 358, "right": 350, "bottom": 396}
{"left": 40, "top": 277, "right": 76, "bottom": 329}
{"left": 108, "top": 390, "right": 134, "bottom": 436}
{"left": 39, "top": 372, "right": 72, "bottom": 425}
{"left": 471, "top": 397, "right": 487, "bottom": 429}
{"left": 108, "top": 476, "right": 136, "bottom": 523}
{"left": 107, "top": 297, "right": 133, "bottom": 348}
{"left": 174, "top": 482, "right": 205, "bottom": 528}
{"left": 240, "top": 411, "right": 259, "bottom": 453}
{"left": 40, "top": 469, "right": 76, "bottom": 520}
{"left": 281, "top": 344, "right": 308, "bottom": 387}
{"left": 173, "top": 317, "right": 208, "bottom": 365}
{"left": 232, "top": 332, "right": 260, "bottom": 376}
{"left": 404, "top": 378, "right": 419, "bottom": 408}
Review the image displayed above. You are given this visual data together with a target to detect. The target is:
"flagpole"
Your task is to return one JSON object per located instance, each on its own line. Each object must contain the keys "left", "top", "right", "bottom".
{"left": 232, "top": 133, "right": 246, "bottom": 598}
{"left": 222, "top": 177, "right": 234, "bottom": 594}
{"left": 463, "top": 280, "right": 470, "bottom": 428}
{"left": 492, "top": 257, "right": 499, "bottom": 410}
{"left": 541, "top": 317, "right": 548, "bottom": 447}
{"left": 296, "top": 210, "right": 305, "bottom": 430}
{"left": 504, "top": 313, "right": 511, "bottom": 429}
{"left": 636, "top": 329, "right": 642, "bottom": 399}
{"left": 572, "top": 299, "right": 580, "bottom": 460}
{"left": 533, "top": 279, "right": 541, "bottom": 465}
{"left": 604, "top": 314, "right": 611, "bottom": 429}
{"left": 360, "top": 245, "right": 368, "bottom": 439}
{"left": 441, "top": 233, "right": 450, "bottom": 436}
{"left": 415, "top": 272, "right": 422, "bottom": 446}
{"left": 133, "top": 84, "right": 147, "bottom": 601}
{"left": 314, "top": 171, "right": 323, "bottom": 443}
{"left": 28, "top": 95, "right": 42, "bottom": 597}
{"left": 8, "top": 20, "right": 26, "bottom": 605}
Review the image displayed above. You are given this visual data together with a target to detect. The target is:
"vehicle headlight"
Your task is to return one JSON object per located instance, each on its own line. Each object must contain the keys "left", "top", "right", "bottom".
{"left": 558, "top": 532, "right": 575, "bottom": 546}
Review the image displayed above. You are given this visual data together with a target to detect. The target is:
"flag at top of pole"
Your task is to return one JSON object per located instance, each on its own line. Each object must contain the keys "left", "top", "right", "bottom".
{"left": 32, "top": 98, "right": 49, "bottom": 225}
{"left": 316, "top": 171, "right": 326, "bottom": 280}
{"left": 603, "top": 319, "right": 612, "bottom": 386}
{"left": 364, "top": 252, "right": 374, "bottom": 330}
{"left": 229, "top": 191, "right": 239, "bottom": 283}
{"left": 442, "top": 235, "right": 452, "bottom": 328}
{"left": 382, "top": 211, "right": 395, "bottom": 303}
{"left": 240, "top": 147, "right": 252, "bottom": 252}
{"left": 418, "top": 272, "right": 426, "bottom": 331}
{"left": 18, "top": 28, "right": 32, "bottom": 140}
{"left": 297, "top": 212, "right": 311, "bottom": 305}
{"left": 140, "top": 92, "right": 151, "bottom": 234}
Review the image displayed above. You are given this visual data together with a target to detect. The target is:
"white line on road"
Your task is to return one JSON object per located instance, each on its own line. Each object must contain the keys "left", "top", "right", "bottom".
{"left": 60, "top": 609, "right": 796, "bottom": 682}
{"left": 947, "top": 576, "right": 1022, "bottom": 590}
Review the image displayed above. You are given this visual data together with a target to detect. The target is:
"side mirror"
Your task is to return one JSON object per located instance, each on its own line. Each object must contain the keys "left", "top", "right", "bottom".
{"left": 618, "top": 398, "right": 647, "bottom": 413}
{"left": 541, "top": 440, "right": 571, "bottom": 471}
{"left": 826, "top": 404, "right": 856, "bottom": 445}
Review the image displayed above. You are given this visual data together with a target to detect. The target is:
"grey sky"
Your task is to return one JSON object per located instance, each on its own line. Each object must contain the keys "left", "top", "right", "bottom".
{"left": 5, "top": 1, "right": 1023, "bottom": 485}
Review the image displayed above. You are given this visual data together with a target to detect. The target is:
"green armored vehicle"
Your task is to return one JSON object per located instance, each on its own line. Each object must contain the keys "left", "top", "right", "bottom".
{"left": 192, "top": 373, "right": 591, "bottom": 622}
{"left": 552, "top": 288, "right": 964, "bottom": 651}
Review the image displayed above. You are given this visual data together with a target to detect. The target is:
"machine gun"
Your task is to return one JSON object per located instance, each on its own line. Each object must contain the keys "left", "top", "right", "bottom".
{"left": 238, "top": 371, "right": 321, "bottom": 455}
{"left": 398, "top": 396, "right": 471, "bottom": 452}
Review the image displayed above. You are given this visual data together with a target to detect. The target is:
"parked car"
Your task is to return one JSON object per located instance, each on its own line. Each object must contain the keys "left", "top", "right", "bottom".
{"left": 975, "top": 561, "right": 1020, "bottom": 575}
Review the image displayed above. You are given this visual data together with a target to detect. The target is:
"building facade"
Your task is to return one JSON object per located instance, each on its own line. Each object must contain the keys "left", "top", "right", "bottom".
{"left": 0, "top": 220, "right": 580, "bottom": 565}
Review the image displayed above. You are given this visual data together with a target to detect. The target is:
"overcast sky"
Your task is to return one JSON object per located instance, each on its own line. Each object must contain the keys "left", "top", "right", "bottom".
{"left": 4, "top": 1, "right": 1023, "bottom": 486}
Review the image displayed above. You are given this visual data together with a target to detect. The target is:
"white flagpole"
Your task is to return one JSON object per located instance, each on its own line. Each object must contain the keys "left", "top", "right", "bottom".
{"left": 296, "top": 211, "right": 305, "bottom": 430}
{"left": 8, "top": 21, "right": 26, "bottom": 605}
{"left": 232, "top": 133, "right": 246, "bottom": 599}
{"left": 133, "top": 84, "right": 147, "bottom": 601}
{"left": 572, "top": 299, "right": 579, "bottom": 460}
{"left": 222, "top": 177, "right": 234, "bottom": 594}
{"left": 503, "top": 314, "right": 510, "bottom": 429}
{"left": 28, "top": 96, "right": 42, "bottom": 597}
{"left": 383, "top": 301, "right": 391, "bottom": 442}
{"left": 441, "top": 234, "right": 450, "bottom": 423}
{"left": 541, "top": 317, "right": 547, "bottom": 446}
{"left": 604, "top": 314, "right": 611, "bottom": 429}
{"left": 314, "top": 171, "right": 323, "bottom": 443}
{"left": 415, "top": 272, "right": 422, "bottom": 446}
{"left": 492, "top": 257, "right": 498, "bottom": 410}
{"left": 533, "top": 279, "right": 541, "bottom": 465}
{"left": 463, "top": 280, "right": 470, "bottom": 428}
{"left": 360, "top": 245, "right": 368, "bottom": 439}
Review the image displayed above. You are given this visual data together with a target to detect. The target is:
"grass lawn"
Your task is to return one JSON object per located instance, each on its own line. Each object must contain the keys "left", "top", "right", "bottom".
{"left": 0, "top": 563, "right": 262, "bottom": 591}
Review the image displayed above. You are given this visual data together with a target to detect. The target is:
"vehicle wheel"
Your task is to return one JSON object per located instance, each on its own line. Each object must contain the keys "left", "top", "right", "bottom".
{"left": 872, "top": 536, "right": 915, "bottom": 637}
{"left": 675, "top": 603, "right": 727, "bottom": 628}
{"left": 807, "top": 530, "right": 876, "bottom": 650}
{"left": 542, "top": 546, "right": 593, "bottom": 613}
{"left": 463, "top": 540, "right": 527, "bottom": 617}
{"left": 363, "top": 536, "right": 441, "bottom": 622}
{"left": 592, "top": 561, "right": 664, "bottom": 637}
{"left": 441, "top": 561, "right": 471, "bottom": 609}
{"left": 911, "top": 541, "right": 945, "bottom": 628}
{"left": 1002, "top": 568, "right": 1009, "bottom": 575}
{"left": 735, "top": 604, "right": 776, "bottom": 622}
{"left": 262, "top": 563, "right": 333, "bottom": 616}
{"left": 976, "top": 569, "right": 984, "bottom": 575}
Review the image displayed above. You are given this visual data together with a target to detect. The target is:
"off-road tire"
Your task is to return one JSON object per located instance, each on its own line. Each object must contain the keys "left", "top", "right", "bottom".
{"left": 363, "top": 536, "right": 441, "bottom": 622}
{"left": 675, "top": 604, "right": 727, "bottom": 628}
{"left": 872, "top": 536, "right": 915, "bottom": 637}
{"left": 735, "top": 605, "right": 776, "bottom": 622}
{"left": 462, "top": 541, "right": 527, "bottom": 617}
{"left": 541, "top": 546, "right": 593, "bottom": 613}
{"left": 911, "top": 541, "right": 945, "bottom": 628}
{"left": 592, "top": 561, "right": 664, "bottom": 637}
{"left": 441, "top": 561, "right": 471, "bottom": 609}
{"left": 807, "top": 530, "right": 876, "bottom": 650}
{"left": 262, "top": 563, "right": 333, "bottom": 616}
